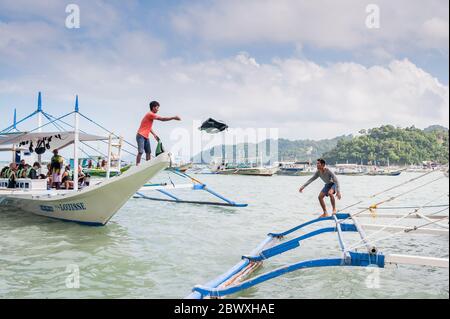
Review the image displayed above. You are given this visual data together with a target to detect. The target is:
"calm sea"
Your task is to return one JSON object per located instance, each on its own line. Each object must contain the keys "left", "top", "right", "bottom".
{"left": 0, "top": 170, "right": 448, "bottom": 298}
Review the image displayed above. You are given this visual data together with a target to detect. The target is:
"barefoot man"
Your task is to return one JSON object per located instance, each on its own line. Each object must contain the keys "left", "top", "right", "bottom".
{"left": 299, "top": 158, "right": 342, "bottom": 218}
{"left": 136, "top": 101, "right": 181, "bottom": 165}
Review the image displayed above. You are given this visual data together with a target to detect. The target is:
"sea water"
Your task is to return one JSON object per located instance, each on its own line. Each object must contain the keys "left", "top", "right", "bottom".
{"left": 0, "top": 171, "right": 448, "bottom": 298}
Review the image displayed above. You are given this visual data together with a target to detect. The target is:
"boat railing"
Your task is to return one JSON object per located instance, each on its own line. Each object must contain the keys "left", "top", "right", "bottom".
{"left": 0, "top": 178, "right": 47, "bottom": 190}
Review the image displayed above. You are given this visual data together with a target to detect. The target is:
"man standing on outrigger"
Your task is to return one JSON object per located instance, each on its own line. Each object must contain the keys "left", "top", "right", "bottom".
{"left": 299, "top": 158, "right": 342, "bottom": 218}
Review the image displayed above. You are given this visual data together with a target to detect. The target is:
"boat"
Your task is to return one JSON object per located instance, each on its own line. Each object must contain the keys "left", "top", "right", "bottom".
{"left": 0, "top": 94, "right": 171, "bottom": 226}
{"left": 210, "top": 158, "right": 278, "bottom": 176}
{"left": 186, "top": 170, "right": 449, "bottom": 299}
{"left": 135, "top": 169, "right": 248, "bottom": 207}
{"left": 367, "top": 168, "right": 402, "bottom": 176}
{"left": 166, "top": 162, "right": 193, "bottom": 173}
{"left": 213, "top": 164, "right": 278, "bottom": 176}
{"left": 334, "top": 163, "right": 366, "bottom": 176}
{"left": 276, "top": 161, "right": 314, "bottom": 176}
{"left": 83, "top": 164, "right": 131, "bottom": 177}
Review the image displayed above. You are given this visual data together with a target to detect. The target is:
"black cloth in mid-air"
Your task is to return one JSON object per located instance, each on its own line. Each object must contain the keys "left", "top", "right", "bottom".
{"left": 199, "top": 118, "right": 228, "bottom": 134}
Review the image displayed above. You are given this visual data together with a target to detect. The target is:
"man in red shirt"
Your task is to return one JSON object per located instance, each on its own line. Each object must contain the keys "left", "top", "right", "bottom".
{"left": 136, "top": 101, "right": 181, "bottom": 165}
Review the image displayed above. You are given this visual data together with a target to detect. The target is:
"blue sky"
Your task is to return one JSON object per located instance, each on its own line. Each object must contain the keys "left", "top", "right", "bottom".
{"left": 0, "top": 0, "right": 449, "bottom": 161}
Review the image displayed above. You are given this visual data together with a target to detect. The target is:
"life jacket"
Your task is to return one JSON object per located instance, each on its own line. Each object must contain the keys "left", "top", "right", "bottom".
{"left": 27, "top": 167, "right": 35, "bottom": 179}
{"left": 51, "top": 155, "right": 63, "bottom": 171}
{"left": 2, "top": 168, "right": 11, "bottom": 179}
{"left": 7, "top": 169, "right": 16, "bottom": 181}
{"left": 0, "top": 167, "right": 8, "bottom": 178}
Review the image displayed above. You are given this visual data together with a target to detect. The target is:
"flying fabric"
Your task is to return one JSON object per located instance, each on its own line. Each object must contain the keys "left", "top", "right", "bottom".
{"left": 199, "top": 118, "right": 228, "bottom": 134}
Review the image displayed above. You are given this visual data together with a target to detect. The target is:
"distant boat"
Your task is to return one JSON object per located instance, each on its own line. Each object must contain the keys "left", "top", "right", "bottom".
{"left": 215, "top": 166, "right": 278, "bottom": 176}
{"left": 367, "top": 169, "right": 402, "bottom": 176}
{"left": 166, "top": 162, "right": 193, "bottom": 173}
{"left": 334, "top": 164, "right": 365, "bottom": 176}
{"left": 210, "top": 160, "right": 278, "bottom": 176}
{"left": 276, "top": 161, "right": 314, "bottom": 176}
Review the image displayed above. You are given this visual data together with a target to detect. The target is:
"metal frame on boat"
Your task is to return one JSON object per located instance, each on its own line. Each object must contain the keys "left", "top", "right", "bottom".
{"left": 136, "top": 170, "right": 248, "bottom": 207}
{"left": 186, "top": 170, "right": 449, "bottom": 299}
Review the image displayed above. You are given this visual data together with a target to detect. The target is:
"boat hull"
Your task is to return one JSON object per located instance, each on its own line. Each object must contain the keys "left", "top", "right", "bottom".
{"left": 216, "top": 167, "right": 277, "bottom": 176}
{"left": 276, "top": 169, "right": 314, "bottom": 176}
{"left": 0, "top": 154, "right": 170, "bottom": 225}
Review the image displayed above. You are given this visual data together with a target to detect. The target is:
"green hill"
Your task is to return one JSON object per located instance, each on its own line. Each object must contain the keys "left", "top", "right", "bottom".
{"left": 192, "top": 135, "right": 350, "bottom": 163}
{"left": 323, "top": 125, "right": 449, "bottom": 165}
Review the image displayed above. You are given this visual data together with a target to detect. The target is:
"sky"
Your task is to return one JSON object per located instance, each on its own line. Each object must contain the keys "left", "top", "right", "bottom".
{"left": 0, "top": 0, "right": 449, "bottom": 160}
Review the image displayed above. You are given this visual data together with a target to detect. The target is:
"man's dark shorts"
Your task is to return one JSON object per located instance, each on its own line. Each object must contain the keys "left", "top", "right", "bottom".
{"left": 136, "top": 133, "right": 151, "bottom": 155}
{"left": 321, "top": 183, "right": 336, "bottom": 196}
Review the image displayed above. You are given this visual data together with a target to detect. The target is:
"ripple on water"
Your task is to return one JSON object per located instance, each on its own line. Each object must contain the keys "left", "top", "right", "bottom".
{"left": 0, "top": 173, "right": 448, "bottom": 298}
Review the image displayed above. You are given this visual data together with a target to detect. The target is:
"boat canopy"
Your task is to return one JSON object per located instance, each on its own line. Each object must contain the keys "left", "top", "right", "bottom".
{"left": 0, "top": 131, "right": 108, "bottom": 151}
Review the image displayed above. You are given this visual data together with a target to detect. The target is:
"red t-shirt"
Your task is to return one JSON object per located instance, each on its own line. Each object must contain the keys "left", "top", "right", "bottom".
{"left": 137, "top": 112, "right": 161, "bottom": 138}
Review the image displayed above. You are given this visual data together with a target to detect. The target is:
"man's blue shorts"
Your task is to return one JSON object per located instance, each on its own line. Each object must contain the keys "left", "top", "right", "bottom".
{"left": 136, "top": 133, "right": 151, "bottom": 155}
{"left": 321, "top": 183, "right": 336, "bottom": 196}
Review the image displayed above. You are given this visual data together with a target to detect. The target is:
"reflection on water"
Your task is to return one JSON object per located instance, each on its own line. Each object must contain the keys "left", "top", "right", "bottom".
{"left": 0, "top": 172, "right": 448, "bottom": 298}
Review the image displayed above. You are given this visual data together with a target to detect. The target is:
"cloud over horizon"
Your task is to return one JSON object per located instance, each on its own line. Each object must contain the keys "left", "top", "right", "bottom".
{"left": 0, "top": 0, "right": 448, "bottom": 146}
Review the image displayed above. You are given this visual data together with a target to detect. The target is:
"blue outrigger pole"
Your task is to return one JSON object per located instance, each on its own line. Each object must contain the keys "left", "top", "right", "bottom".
{"left": 135, "top": 170, "right": 248, "bottom": 207}
{"left": 186, "top": 171, "right": 449, "bottom": 299}
{"left": 186, "top": 213, "right": 381, "bottom": 299}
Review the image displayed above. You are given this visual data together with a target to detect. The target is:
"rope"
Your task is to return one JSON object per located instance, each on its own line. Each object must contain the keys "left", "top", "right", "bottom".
{"left": 42, "top": 112, "right": 66, "bottom": 132}
{"left": 349, "top": 213, "right": 449, "bottom": 251}
{"left": 44, "top": 114, "right": 109, "bottom": 159}
{"left": 357, "top": 204, "right": 449, "bottom": 210}
{"left": 0, "top": 112, "right": 75, "bottom": 145}
{"left": 43, "top": 112, "right": 137, "bottom": 157}
{"left": 347, "top": 203, "right": 449, "bottom": 251}
{"left": 338, "top": 174, "right": 446, "bottom": 225}
{"left": 0, "top": 110, "right": 39, "bottom": 133}
{"left": 370, "top": 169, "right": 438, "bottom": 198}
{"left": 339, "top": 170, "right": 439, "bottom": 212}
{"left": 78, "top": 112, "right": 138, "bottom": 151}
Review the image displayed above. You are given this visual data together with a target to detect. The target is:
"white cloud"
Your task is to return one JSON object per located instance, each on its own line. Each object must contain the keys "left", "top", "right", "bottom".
{"left": 2, "top": 52, "right": 447, "bottom": 142}
{"left": 0, "top": 1, "right": 447, "bottom": 145}
{"left": 171, "top": 0, "right": 449, "bottom": 54}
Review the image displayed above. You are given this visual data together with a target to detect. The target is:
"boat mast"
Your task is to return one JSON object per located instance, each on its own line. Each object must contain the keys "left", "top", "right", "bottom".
{"left": 37, "top": 92, "right": 43, "bottom": 131}
{"left": 73, "top": 95, "right": 80, "bottom": 191}
{"left": 11, "top": 109, "right": 17, "bottom": 163}
{"left": 37, "top": 92, "right": 43, "bottom": 171}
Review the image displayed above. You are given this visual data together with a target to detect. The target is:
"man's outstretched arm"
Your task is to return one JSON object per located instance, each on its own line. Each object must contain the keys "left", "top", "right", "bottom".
{"left": 299, "top": 171, "right": 319, "bottom": 192}
{"left": 156, "top": 116, "right": 181, "bottom": 122}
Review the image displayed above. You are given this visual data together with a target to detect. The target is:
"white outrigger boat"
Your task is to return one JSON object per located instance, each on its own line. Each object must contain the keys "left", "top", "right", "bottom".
{"left": 0, "top": 94, "right": 171, "bottom": 226}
